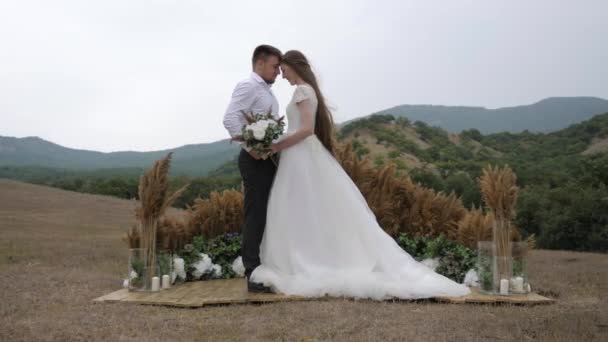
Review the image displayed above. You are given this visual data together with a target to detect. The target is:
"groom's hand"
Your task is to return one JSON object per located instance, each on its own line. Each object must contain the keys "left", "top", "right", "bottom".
{"left": 248, "top": 150, "right": 263, "bottom": 160}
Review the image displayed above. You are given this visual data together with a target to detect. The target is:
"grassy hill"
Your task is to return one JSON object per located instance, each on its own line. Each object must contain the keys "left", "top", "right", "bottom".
{"left": 338, "top": 112, "right": 608, "bottom": 176}
{"left": 0, "top": 136, "right": 240, "bottom": 177}
{"left": 366, "top": 96, "right": 608, "bottom": 134}
{"left": 335, "top": 112, "right": 608, "bottom": 252}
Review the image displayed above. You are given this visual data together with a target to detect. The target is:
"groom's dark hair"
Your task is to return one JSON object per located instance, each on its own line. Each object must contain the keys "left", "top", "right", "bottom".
{"left": 252, "top": 45, "right": 282, "bottom": 66}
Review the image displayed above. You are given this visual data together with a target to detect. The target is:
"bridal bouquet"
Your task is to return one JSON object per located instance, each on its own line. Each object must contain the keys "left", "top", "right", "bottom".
{"left": 239, "top": 111, "right": 285, "bottom": 156}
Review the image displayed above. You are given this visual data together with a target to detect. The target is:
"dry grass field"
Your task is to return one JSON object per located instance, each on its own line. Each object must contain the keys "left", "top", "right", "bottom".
{"left": 0, "top": 179, "right": 606, "bottom": 341}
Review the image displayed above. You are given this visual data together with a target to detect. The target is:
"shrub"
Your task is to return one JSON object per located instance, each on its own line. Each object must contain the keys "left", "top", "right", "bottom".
{"left": 396, "top": 233, "right": 476, "bottom": 283}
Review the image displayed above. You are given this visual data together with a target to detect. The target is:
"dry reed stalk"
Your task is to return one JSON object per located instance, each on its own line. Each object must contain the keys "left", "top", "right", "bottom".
{"left": 335, "top": 143, "right": 375, "bottom": 189}
{"left": 157, "top": 215, "right": 188, "bottom": 252}
{"left": 135, "top": 152, "right": 189, "bottom": 279}
{"left": 334, "top": 141, "right": 467, "bottom": 240}
{"left": 186, "top": 189, "right": 244, "bottom": 239}
{"left": 525, "top": 234, "right": 536, "bottom": 250}
{"left": 480, "top": 164, "right": 519, "bottom": 287}
{"left": 457, "top": 207, "right": 493, "bottom": 249}
{"left": 122, "top": 224, "right": 140, "bottom": 249}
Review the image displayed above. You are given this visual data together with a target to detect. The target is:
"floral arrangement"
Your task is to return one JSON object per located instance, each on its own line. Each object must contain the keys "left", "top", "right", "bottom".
{"left": 123, "top": 232, "right": 245, "bottom": 288}
{"left": 173, "top": 233, "right": 244, "bottom": 282}
{"left": 396, "top": 232, "right": 476, "bottom": 283}
{"left": 125, "top": 231, "right": 480, "bottom": 288}
{"left": 240, "top": 111, "right": 285, "bottom": 156}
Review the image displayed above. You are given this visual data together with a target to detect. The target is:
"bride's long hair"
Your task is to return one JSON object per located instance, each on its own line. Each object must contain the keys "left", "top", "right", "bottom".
{"left": 281, "top": 50, "right": 335, "bottom": 155}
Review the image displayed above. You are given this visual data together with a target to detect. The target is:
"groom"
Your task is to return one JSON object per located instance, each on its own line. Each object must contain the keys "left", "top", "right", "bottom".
{"left": 222, "top": 44, "right": 282, "bottom": 293}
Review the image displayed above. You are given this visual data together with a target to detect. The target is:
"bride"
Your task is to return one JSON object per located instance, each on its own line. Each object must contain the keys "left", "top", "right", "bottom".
{"left": 250, "top": 50, "right": 470, "bottom": 300}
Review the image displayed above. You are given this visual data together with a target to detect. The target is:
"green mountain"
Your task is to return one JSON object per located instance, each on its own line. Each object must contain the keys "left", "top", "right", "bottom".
{"left": 338, "top": 111, "right": 608, "bottom": 178}
{"left": 0, "top": 136, "right": 240, "bottom": 177}
{"left": 367, "top": 97, "right": 608, "bottom": 134}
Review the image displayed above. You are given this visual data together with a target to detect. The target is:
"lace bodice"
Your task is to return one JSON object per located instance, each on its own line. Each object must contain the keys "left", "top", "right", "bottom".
{"left": 285, "top": 84, "right": 317, "bottom": 133}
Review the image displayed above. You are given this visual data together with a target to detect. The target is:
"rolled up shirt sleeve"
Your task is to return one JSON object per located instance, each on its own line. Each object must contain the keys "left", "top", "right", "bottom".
{"left": 223, "top": 81, "right": 256, "bottom": 138}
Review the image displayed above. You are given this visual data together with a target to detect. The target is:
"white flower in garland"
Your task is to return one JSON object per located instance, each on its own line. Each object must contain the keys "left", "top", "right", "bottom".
{"left": 173, "top": 257, "right": 186, "bottom": 281}
{"left": 192, "top": 253, "right": 214, "bottom": 278}
{"left": 211, "top": 264, "right": 222, "bottom": 278}
{"left": 231, "top": 256, "right": 245, "bottom": 277}
{"left": 463, "top": 269, "right": 479, "bottom": 287}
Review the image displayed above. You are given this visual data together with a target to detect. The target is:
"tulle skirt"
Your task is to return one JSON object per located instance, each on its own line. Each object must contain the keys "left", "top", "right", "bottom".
{"left": 250, "top": 135, "right": 470, "bottom": 300}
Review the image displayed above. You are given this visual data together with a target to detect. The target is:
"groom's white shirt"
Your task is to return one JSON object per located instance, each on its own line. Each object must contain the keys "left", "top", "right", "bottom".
{"left": 223, "top": 72, "right": 280, "bottom": 150}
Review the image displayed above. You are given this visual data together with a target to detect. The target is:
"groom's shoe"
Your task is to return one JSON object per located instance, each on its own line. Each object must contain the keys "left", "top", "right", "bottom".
{"left": 246, "top": 278, "right": 274, "bottom": 293}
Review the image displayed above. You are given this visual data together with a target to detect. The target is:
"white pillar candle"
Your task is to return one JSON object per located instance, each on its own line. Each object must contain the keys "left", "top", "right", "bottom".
{"left": 162, "top": 274, "right": 171, "bottom": 289}
{"left": 500, "top": 278, "right": 509, "bottom": 295}
{"left": 151, "top": 276, "right": 160, "bottom": 292}
{"left": 512, "top": 277, "right": 524, "bottom": 293}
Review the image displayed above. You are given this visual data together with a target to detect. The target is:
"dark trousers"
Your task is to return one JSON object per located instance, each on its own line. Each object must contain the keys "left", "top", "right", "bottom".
{"left": 238, "top": 149, "right": 277, "bottom": 279}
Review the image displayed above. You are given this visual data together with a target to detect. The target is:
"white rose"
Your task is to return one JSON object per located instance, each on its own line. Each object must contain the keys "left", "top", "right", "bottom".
{"left": 192, "top": 253, "right": 213, "bottom": 278}
{"left": 258, "top": 120, "right": 272, "bottom": 129}
{"left": 463, "top": 269, "right": 479, "bottom": 287}
{"left": 252, "top": 126, "right": 266, "bottom": 140}
{"left": 231, "top": 256, "right": 245, "bottom": 277}
{"left": 211, "top": 264, "right": 223, "bottom": 278}
{"left": 173, "top": 257, "right": 186, "bottom": 280}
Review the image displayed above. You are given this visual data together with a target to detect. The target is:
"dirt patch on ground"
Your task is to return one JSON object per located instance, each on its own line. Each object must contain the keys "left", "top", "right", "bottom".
{"left": 347, "top": 131, "right": 438, "bottom": 173}
{"left": 448, "top": 133, "right": 461, "bottom": 145}
{"left": 1, "top": 179, "right": 606, "bottom": 341}
{"left": 583, "top": 137, "right": 608, "bottom": 155}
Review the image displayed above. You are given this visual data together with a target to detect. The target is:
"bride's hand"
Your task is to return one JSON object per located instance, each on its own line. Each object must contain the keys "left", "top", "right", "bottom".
{"left": 270, "top": 144, "right": 280, "bottom": 154}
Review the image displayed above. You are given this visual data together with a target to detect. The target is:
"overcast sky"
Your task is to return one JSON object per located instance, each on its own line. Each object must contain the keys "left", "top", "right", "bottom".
{"left": 1, "top": 0, "right": 607, "bottom": 152}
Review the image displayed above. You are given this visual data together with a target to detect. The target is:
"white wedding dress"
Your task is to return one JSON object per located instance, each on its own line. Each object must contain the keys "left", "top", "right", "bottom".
{"left": 249, "top": 84, "right": 470, "bottom": 300}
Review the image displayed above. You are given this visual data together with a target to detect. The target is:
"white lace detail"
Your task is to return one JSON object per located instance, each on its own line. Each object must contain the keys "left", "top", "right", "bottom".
{"left": 292, "top": 84, "right": 314, "bottom": 103}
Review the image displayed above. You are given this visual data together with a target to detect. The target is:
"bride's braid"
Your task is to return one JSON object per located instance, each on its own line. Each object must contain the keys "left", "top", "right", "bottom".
{"left": 281, "top": 50, "right": 336, "bottom": 155}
